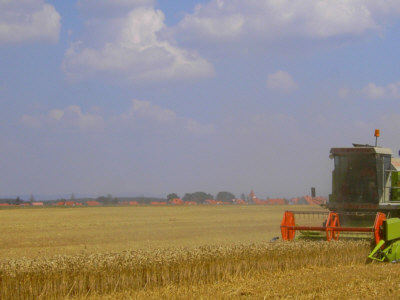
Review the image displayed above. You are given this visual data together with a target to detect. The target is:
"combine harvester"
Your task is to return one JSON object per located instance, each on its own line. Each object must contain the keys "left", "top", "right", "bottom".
{"left": 281, "top": 130, "right": 400, "bottom": 262}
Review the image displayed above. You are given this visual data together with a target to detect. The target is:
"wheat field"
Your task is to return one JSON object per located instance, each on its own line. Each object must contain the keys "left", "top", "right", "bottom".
{"left": 0, "top": 205, "right": 324, "bottom": 258}
{"left": 0, "top": 205, "right": 397, "bottom": 299}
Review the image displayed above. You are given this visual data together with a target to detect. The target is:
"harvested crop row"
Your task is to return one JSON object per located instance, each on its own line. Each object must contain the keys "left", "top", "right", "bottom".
{"left": 0, "top": 241, "right": 370, "bottom": 300}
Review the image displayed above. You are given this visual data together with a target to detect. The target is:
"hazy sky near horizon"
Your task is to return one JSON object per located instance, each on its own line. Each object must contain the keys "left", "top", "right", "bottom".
{"left": 1, "top": 0, "right": 400, "bottom": 199}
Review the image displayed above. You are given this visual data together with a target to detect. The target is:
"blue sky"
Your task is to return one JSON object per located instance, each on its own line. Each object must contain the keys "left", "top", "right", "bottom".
{"left": 1, "top": 0, "right": 400, "bottom": 199}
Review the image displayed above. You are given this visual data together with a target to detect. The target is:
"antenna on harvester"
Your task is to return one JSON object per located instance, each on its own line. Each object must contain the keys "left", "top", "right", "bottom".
{"left": 374, "top": 129, "right": 380, "bottom": 147}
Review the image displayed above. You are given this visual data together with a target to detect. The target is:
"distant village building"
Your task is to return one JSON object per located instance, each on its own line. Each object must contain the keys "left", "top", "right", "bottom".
{"left": 169, "top": 198, "right": 183, "bottom": 205}
{"left": 233, "top": 199, "right": 248, "bottom": 205}
{"left": 184, "top": 201, "right": 197, "bottom": 205}
{"left": 151, "top": 201, "right": 167, "bottom": 206}
{"left": 248, "top": 190, "right": 327, "bottom": 205}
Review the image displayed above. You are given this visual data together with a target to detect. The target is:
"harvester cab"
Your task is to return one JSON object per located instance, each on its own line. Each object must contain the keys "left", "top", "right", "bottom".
{"left": 328, "top": 144, "right": 400, "bottom": 215}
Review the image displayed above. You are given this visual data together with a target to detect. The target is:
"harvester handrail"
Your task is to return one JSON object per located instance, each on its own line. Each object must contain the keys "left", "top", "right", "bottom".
{"left": 283, "top": 211, "right": 329, "bottom": 216}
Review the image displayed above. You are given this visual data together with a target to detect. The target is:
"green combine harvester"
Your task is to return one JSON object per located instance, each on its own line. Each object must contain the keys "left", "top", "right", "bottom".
{"left": 281, "top": 130, "right": 400, "bottom": 262}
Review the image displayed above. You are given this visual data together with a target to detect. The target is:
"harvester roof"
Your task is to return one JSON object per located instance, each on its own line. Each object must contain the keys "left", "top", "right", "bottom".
{"left": 391, "top": 158, "right": 400, "bottom": 171}
{"left": 330, "top": 146, "right": 392, "bottom": 155}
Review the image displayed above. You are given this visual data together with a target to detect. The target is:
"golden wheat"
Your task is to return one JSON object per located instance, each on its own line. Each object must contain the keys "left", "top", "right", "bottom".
{"left": 0, "top": 240, "right": 370, "bottom": 299}
{"left": 101, "top": 263, "right": 400, "bottom": 300}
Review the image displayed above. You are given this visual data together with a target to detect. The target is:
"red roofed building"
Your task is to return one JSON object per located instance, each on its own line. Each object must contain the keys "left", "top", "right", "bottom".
{"left": 204, "top": 199, "right": 217, "bottom": 205}
{"left": 303, "top": 195, "right": 327, "bottom": 205}
{"left": 265, "top": 198, "right": 287, "bottom": 205}
{"left": 249, "top": 190, "right": 268, "bottom": 205}
{"left": 169, "top": 198, "right": 183, "bottom": 205}
{"left": 184, "top": 201, "right": 197, "bottom": 205}
{"left": 151, "top": 201, "right": 167, "bottom": 206}
{"left": 87, "top": 201, "right": 101, "bottom": 206}
{"left": 313, "top": 196, "right": 327, "bottom": 205}
{"left": 120, "top": 201, "right": 140, "bottom": 206}
{"left": 233, "top": 199, "right": 248, "bottom": 205}
{"left": 57, "top": 201, "right": 79, "bottom": 206}
{"left": 290, "top": 197, "right": 300, "bottom": 204}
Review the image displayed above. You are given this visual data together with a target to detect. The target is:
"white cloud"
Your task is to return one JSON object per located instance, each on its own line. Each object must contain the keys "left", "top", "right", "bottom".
{"left": 266, "top": 70, "right": 298, "bottom": 93}
{"left": 62, "top": 6, "right": 214, "bottom": 82}
{"left": 49, "top": 109, "right": 64, "bottom": 121}
{"left": 363, "top": 83, "right": 386, "bottom": 99}
{"left": 50, "top": 105, "right": 104, "bottom": 130}
{"left": 21, "top": 100, "right": 215, "bottom": 136}
{"left": 21, "top": 105, "right": 104, "bottom": 131}
{"left": 122, "top": 99, "right": 177, "bottom": 123}
{"left": 78, "top": 0, "right": 154, "bottom": 18}
{"left": 174, "top": 0, "right": 400, "bottom": 44}
{"left": 185, "top": 119, "right": 215, "bottom": 135}
{"left": 121, "top": 99, "right": 215, "bottom": 135}
{"left": 363, "top": 81, "right": 400, "bottom": 99}
{"left": 177, "top": 12, "right": 244, "bottom": 41}
{"left": 0, "top": 0, "right": 60, "bottom": 44}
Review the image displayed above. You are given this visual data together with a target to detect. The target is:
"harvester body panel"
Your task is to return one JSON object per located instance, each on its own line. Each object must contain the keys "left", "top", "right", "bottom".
{"left": 368, "top": 218, "right": 400, "bottom": 262}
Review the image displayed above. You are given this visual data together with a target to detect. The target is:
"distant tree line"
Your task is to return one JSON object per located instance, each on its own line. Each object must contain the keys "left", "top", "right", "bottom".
{"left": 169, "top": 191, "right": 238, "bottom": 204}
{"left": 0, "top": 191, "right": 246, "bottom": 206}
{"left": 0, "top": 197, "right": 25, "bottom": 205}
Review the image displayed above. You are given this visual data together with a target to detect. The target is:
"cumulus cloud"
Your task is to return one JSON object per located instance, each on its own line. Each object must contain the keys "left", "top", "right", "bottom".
{"left": 363, "top": 83, "right": 386, "bottom": 99}
{"left": 21, "top": 105, "right": 104, "bottom": 131}
{"left": 22, "top": 100, "right": 215, "bottom": 136}
{"left": 0, "top": 0, "right": 60, "bottom": 44}
{"left": 121, "top": 99, "right": 177, "bottom": 123}
{"left": 78, "top": 0, "right": 154, "bottom": 18}
{"left": 121, "top": 99, "right": 215, "bottom": 135}
{"left": 174, "top": 0, "right": 400, "bottom": 44}
{"left": 363, "top": 81, "right": 400, "bottom": 99}
{"left": 266, "top": 70, "right": 298, "bottom": 93}
{"left": 186, "top": 119, "right": 215, "bottom": 135}
{"left": 62, "top": 6, "right": 214, "bottom": 82}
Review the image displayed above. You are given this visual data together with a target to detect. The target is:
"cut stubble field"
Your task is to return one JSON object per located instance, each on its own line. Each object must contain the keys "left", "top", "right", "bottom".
{"left": 0, "top": 205, "right": 398, "bottom": 299}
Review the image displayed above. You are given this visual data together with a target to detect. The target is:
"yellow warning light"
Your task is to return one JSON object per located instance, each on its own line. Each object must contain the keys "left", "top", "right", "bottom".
{"left": 374, "top": 129, "right": 380, "bottom": 137}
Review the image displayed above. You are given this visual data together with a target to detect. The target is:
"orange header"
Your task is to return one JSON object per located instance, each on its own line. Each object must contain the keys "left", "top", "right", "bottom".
{"left": 374, "top": 129, "right": 380, "bottom": 137}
